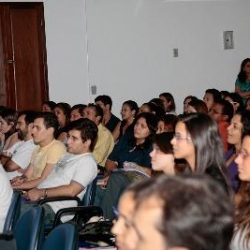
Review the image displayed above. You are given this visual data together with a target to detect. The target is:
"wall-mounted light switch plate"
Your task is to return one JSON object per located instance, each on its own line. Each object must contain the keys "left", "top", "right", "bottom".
{"left": 173, "top": 48, "right": 179, "bottom": 57}
{"left": 91, "top": 85, "right": 97, "bottom": 95}
{"left": 223, "top": 31, "right": 234, "bottom": 50}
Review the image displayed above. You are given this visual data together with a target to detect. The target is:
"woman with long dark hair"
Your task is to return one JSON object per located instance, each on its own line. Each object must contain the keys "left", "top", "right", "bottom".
{"left": 112, "top": 100, "right": 138, "bottom": 142}
{"left": 171, "top": 113, "right": 230, "bottom": 194}
{"left": 232, "top": 133, "right": 250, "bottom": 249}
{"left": 98, "top": 112, "right": 159, "bottom": 219}
{"left": 226, "top": 110, "right": 250, "bottom": 192}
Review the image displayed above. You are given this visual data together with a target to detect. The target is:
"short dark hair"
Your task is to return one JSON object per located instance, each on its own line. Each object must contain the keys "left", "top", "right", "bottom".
{"left": 188, "top": 99, "right": 208, "bottom": 114}
{"left": 95, "top": 95, "right": 113, "bottom": 110}
{"left": 18, "top": 110, "right": 38, "bottom": 125}
{"left": 153, "top": 132, "right": 174, "bottom": 154}
{"left": 122, "top": 100, "right": 139, "bottom": 115}
{"left": 55, "top": 102, "right": 71, "bottom": 124}
{"left": 159, "top": 92, "right": 176, "bottom": 111}
{"left": 205, "top": 88, "right": 221, "bottom": 103}
{"left": 71, "top": 104, "right": 87, "bottom": 116}
{"left": 0, "top": 108, "right": 18, "bottom": 139}
{"left": 224, "top": 92, "right": 244, "bottom": 112}
{"left": 87, "top": 103, "right": 104, "bottom": 121}
{"left": 236, "top": 110, "right": 250, "bottom": 140}
{"left": 35, "top": 112, "right": 59, "bottom": 137}
{"left": 215, "top": 99, "right": 234, "bottom": 122}
{"left": 42, "top": 101, "right": 56, "bottom": 111}
{"left": 0, "top": 108, "right": 17, "bottom": 125}
{"left": 134, "top": 175, "right": 234, "bottom": 250}
{"left": 67, "top": 118, "right": 98, "bottom": 152}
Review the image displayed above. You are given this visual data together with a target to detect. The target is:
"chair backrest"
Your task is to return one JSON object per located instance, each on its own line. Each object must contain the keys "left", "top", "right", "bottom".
{"left": 13, "top": 205, "right": 44, "bottom": 250}
{"left": 81, "top": 177, "right": 98, "bottom": 206}
{"left": 41, "top": 223, "right": 78, "bottom": 250}
{"left": 3, "top": 191, "right": 21, "bottom": 231}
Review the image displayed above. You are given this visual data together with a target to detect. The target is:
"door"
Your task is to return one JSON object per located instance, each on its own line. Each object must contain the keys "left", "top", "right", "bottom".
{"left": 0, "top": 2, "right": 48, "bottom": 111}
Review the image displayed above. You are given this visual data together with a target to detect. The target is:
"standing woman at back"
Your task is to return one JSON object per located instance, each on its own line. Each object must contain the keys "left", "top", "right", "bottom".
{"left": 235, "top": 58, "right": 250, "bottom": 104}
{"left": 171, "top": 113, "right": 230, "bottom": 194}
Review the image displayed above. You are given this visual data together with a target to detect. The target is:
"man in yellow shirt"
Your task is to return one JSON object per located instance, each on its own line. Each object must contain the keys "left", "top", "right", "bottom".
{"left": 11, "top": 112, "right": 66, "bottom": 190}
{"left": 84, "top": 104, "right": 114, "bottom": 170}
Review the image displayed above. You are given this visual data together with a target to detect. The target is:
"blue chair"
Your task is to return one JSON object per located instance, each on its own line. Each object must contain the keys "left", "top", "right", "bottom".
{"left": 38, "top": 177, "right": 98, "bottom": 232}
{"left": 81, "top": 177, "right": 98, "bottom": 206}
{"left": 13, "top": 205, "right": 44, "bottom": 250}
{"left": 3, "top": 191, "right": 21, "bottom": 231}
{"left": 41, "top": 223, "right": 78, "bottom": 250}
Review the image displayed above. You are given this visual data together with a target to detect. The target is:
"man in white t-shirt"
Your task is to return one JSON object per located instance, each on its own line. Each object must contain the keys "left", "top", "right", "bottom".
{"left": 0, "top": 165, "right": 13, "bottom": 232}
{"left": 25, "top": 118, "right": 98, "bottom": 224}
{"left": 3, "top": 111, "right": 37, "bottom": 179}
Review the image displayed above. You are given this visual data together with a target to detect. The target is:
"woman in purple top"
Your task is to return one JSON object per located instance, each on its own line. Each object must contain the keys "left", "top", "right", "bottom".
{"left": 226, "top": 110, "right": 250, "bottom": 192}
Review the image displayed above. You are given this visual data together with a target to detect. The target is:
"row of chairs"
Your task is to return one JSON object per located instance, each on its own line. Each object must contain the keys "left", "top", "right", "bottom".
{"left": 2, "top": 177, "right": 105, "bottom": 250}
{"left": 2, "top": 205, "right": 78, "bottom": 250}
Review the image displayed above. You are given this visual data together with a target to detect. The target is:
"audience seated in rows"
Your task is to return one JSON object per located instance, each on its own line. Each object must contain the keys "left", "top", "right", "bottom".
{"left": 23, "top": 118, "right": 98, "bottom": 226}
{"left": 112, "top": 175, "right": 233, "bottom": 250}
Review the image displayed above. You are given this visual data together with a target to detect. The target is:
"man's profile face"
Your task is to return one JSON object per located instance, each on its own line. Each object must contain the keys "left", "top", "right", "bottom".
{"left": 16, "top": 115, "right": 28, "bottom": 140}
{"left": 126, "top": 197, "right": 167, "bottom": 250}
{"left": 67, "top": 129, "right": 88, "bottom": 155}
{"left": 95, "top": 101, "right": 105, "bottom": 111}
{"left": 70, "top": 109, "right": 82, "bottom": 122}
{"left": 83, "top": 107, "right": 99, "bottom": 125}
{"left": 31, "top": 118, "right": 51, "bottom": 145}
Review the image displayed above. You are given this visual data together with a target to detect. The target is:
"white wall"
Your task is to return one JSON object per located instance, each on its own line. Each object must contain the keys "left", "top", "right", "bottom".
{"left": 85, "top": 0, "right": 250, "bottom": 115}
{"left": 2, "top": 0, "right": 250, "bottom": 115}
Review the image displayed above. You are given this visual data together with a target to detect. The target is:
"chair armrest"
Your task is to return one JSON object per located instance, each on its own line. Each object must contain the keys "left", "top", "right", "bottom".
{"left": 53, "top": 205, "right": 103, "bottom": 228}
{"left": 38, "top": 196, "right": 81, "bottom": 206}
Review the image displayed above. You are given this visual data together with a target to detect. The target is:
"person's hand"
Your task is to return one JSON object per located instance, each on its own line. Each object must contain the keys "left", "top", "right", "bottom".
{"left": 1, "top": 150, "right": 12, "bottom": 157}
{"left": 11, "top": 176, "right": 25, "bottom": 186}
{"left": 123, "top": 161, "right": 138, "bottom": 169}
{"left": 26, "top": 189, "right": 43, "bottom": 201}
{"left": 97, "top": 176, "right": 110, "bottom": 189}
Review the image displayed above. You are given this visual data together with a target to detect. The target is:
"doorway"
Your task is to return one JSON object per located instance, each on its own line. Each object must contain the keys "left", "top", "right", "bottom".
{"left": 0, "top": 2, "right": 48, "bottom": 111}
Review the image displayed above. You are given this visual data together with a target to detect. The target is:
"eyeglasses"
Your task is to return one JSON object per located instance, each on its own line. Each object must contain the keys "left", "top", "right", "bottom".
{"left": 174, "top": 133, "right": 191, "bottom": 141}
{"left": 237, "top": 150, "right": 250, "bottom": 159}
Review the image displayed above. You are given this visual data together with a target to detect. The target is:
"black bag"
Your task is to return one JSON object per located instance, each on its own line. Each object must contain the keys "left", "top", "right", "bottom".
{"left": 0, "top": 231, "right": 17, "bottom": 250}
{"left": 79, "top": 220, "right": 115, "bottom": 247}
